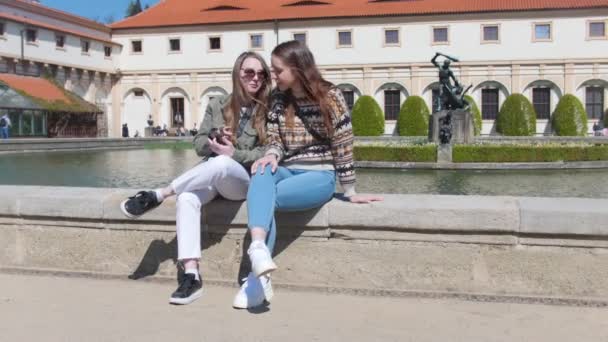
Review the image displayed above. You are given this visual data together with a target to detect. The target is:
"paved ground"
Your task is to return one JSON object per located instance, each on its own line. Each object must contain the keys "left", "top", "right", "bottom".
{"left": 0, "top": 273, "right": 607, "bottom": 342}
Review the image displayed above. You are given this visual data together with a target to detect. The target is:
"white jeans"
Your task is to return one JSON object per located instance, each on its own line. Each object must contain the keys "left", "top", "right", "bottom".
{"left": 171, "top": 155, "right": 250, "bottom": 260}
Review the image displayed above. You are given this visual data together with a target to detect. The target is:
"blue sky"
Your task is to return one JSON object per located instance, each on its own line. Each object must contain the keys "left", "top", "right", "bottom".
{"left": 41, "top": 0, "right": 160, "bottom": 24}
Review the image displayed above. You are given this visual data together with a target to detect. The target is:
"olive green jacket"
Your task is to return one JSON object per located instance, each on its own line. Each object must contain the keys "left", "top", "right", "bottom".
{"left": 193, "top": 95, "right": 265, "bottom": 167}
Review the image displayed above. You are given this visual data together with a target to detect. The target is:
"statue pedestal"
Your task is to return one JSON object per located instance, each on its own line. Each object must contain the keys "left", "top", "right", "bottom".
{"left": 144, "top": 127, "right": 155, "bottom": 137}
{"left": 437, "top": 144, "right": 452, "bottom": 163}
{"left": 428, "top": 109, "right": 474, "bottom": 144}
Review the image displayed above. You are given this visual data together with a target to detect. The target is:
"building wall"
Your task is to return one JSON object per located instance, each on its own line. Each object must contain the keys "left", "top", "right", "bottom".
{"left": 0, "top": 20, "right": 118, "bottom": 72}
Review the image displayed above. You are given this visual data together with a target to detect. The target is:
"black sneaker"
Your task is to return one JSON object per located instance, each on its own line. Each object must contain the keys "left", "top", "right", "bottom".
{"left": 120, "top": 191, "right": 161, "bottom": 219}
{"left": 169, "top": 273, "right": 202, "bottom": 305}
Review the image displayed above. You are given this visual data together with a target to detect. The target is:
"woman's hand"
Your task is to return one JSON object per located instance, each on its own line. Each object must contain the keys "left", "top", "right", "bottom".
{"left": 208, "top": 137, "right": 235, "bottom": 157}
{"left": 251, "top": 154, "right": 278, "bottom": 174}
{"left": 347, "top": 194, "right": 384, "bottom": 204}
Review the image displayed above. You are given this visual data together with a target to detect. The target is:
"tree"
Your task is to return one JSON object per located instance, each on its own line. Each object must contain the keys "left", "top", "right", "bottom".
{"left": 552, "top": 94, "right": 588, "bottom": 136}
{"left": 464, "top": 95, "right": 482, "bottom": 136}
{"left": 397, "top": 96, "right": 429, "bottom": 136}
{"left": 496, "top": 94, "right": 537, "bottom": 136}
{"left": 126, "top": 0, "right": 143, "bottom": 17}
{"left": 351, "top": 95, "right": 385, "bottom": 136}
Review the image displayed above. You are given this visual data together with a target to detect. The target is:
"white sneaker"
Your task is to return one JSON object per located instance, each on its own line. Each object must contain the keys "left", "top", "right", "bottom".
{"left": 248, "top": 241, "right": 277, "bottom": 277}
{"left": 232, "top": 272, "right": 274, "bottom": 309}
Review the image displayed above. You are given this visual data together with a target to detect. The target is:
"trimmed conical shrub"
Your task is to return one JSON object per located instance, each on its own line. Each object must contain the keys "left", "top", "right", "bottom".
{"left": 552, "top": 94, "right": 588, "bottom": 136}
{"left": 397, "top": 96, "right": 429, "bottom": 136}
{"left": 496, "top": 93, "right": 537, "bottom": 136}
{"left": 464, "top": 95, "right": 482, "bottom": 136}
{"left": 351, "top": 95, "right": 385, "bottom": 136}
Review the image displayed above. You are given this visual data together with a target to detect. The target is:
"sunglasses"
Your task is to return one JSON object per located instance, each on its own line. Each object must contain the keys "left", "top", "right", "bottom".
{"left": 241, "top": 68, "right": 267, "bottom": 81}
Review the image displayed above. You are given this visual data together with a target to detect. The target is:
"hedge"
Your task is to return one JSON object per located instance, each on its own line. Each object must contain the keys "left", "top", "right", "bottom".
{"left": 552, "top": 94, "right": 588, "bottom": 136}
{"left": 397, "top": 96, "right": 429, "bottom": 136}
{"left": 464, "top": 95, "right": 482, "bottom": 136}
{"left": 496, "top": 94, "right": 537, "bottom": 136}
{"left": 354, "top": 145, "right": 437, "bottom": 162}
{"left": 453, "top": 144, "right": 608, "bottom": 162}
{"left": 351, "top": 95, "right": 385, "bottom": 136}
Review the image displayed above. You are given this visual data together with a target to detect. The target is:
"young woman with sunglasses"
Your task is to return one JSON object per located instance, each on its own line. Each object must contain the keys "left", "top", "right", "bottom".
{"left": 235, "top": 41, "right": 383, "bottom": 308}
{"left": 119, "top": 51, "right": 272, "bottom": 305}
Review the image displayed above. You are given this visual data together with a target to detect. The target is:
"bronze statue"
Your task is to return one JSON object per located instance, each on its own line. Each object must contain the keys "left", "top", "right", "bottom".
{"left": 430, "top": 52, "right": 473, "bottom": 144}
{"left": 431, "top": 52, "right": 471, "bottom": 112}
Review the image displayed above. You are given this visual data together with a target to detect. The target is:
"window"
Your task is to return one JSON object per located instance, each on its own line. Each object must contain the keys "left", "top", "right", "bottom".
{"left": 337, "top": 30, "right": 352, "bottom": 47}
{"left": 588, "top": 21, "right": 607, "bottom": 39}
{"left": 532, "top": 88, "right": 551, "bottom": 119}
{"left": 533, "top": 23, "right": 552, "bottom": 41}
{"left": 384, "top": 90, "right": 401, "bottom": 120}
{"left": 293, "top": 32, "right": 307, "bottom": 44}
{"left": 169, "top": 38, "right": 181, "bottom": 52}
{"left": 55, "top": 34, "right": 65, "bottom": 48}
{"left": 482, "top": 25, "right": 499, "bottom": 43}
{"left": 384, "top": 28, "right": 400, "bottom": 46}
{"left": 26, "top": 28, "right": 37, "bottom": 43}
{"left": 0, "top": 22, "right": 5, "bottom": 37}
{"left": 209, "top": 36, "right": 221, "bottom": 51}
{"left": 104, "top": 46, "right": 112, "bottom": 57}
{"left": 586, "top": 87, "right": 604, "bottom": 119}
{"left": 342, "top": 90, "right": 354, "bottom": 110}
{"left": 481, "top": 89, "right": 499, "bottom": 120}
{"left": 432, "top": 88, "right": 440, "bottom": 113}
{"left": 250, "top": 34, "right": 263, "bottom": 49}
{"left": 432, "top": 27, "right": 448, "bottom": 44}
{"left": 81, "top": 40, "right": 90, "bottom": 53}
{"left": 131, "top": 40, "right": 142, "bottom": 53}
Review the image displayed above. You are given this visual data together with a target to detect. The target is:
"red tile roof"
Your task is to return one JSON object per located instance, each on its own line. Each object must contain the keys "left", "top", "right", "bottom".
{"left": 0, "top": 12, "right": 118, "bottom": 46}
{"left": 0, "top": 74, "right": 69, "bottom": 102}
{"left": 0, "top": 73, "right": 102, "bottom": 113}
{"left": 111, "top": 0, "right": 608, "bottom": 29}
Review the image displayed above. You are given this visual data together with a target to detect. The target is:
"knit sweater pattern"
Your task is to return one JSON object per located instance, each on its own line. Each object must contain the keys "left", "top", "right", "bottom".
{"left": 265, "top": 87, "right": 356, "bottom": 189}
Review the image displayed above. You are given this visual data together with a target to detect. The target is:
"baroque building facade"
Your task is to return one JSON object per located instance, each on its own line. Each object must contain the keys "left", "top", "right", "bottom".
{"left": 1, "top": 0, "right": 607, "bottom": 137}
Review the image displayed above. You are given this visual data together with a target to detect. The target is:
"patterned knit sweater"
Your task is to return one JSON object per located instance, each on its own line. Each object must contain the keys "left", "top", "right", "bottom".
{"left": 265, "top": 87, "right": 356, "bottom": 196}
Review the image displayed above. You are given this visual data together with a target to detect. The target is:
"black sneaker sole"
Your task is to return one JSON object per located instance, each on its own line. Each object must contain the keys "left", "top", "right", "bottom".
{"left": 169, "top": 289, "right": 202, "bottom": 305}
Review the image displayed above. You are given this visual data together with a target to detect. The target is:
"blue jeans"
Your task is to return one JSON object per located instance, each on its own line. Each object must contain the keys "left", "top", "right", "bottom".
{"left": 0, "top": 127, "right": 8, "bottom": 139}
{"left": 247, "top": 166, "right": 336, "bottom": 253}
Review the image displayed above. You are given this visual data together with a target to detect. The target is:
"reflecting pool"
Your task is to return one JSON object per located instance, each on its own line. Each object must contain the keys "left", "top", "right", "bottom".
{"left": 0, "top": 149, "right": 605, "bottom": 198}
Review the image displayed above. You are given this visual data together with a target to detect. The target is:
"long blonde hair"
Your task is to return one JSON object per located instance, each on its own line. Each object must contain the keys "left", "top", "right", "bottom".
{"left": 223, "top": 51, "right": 271, "bottom": 144}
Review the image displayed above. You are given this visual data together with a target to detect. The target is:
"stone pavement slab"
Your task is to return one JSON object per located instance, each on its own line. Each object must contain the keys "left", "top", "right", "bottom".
{"left": 0, "top": 273, "right": 607, "bottom": 342}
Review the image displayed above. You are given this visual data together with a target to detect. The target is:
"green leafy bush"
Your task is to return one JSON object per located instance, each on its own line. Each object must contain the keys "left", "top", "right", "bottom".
{"left": 464, "top": 95, "right": 482, "bottom": 136}
{"left": 354, "top": 145, "right": 437, "bottom": 162}
{"left": 496, "top": 94, "right": 537, "bottom": 136}
{"left": 396, "top": 96, "right": 429, "bottom": 136}
{"left": 453, "top": 144, "right": 608, "bottom": 162}
{"left": 552, "top": 94, "right": 588, "bottom": 136}
{"left": 351, "top": 95, "right": 385, "bottom": 136}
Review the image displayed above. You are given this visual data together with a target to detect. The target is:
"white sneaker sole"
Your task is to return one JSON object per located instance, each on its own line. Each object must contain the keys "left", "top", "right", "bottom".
{"left": 232, "top": 299, "right": 267, "bottom": 309}
{"left": 169, "top": 289, "right": 202, "bottom": 305}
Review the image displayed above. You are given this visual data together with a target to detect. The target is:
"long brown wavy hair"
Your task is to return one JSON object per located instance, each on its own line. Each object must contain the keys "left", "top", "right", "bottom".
{"left": 223, "top": 51, "right": 271, "bottom": 144}
{"left": 271, "top": 40, "right": 335, "bottom": 136}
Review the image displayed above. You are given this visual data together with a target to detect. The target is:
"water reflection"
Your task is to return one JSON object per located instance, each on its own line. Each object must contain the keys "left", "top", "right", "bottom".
{"left": 0, "top": 149, "right": 605, "bottom": 198}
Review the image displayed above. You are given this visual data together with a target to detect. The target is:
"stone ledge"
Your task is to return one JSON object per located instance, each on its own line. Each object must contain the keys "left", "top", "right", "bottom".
{"left": 1, "top": 186, "right": 608, "bottom": 240}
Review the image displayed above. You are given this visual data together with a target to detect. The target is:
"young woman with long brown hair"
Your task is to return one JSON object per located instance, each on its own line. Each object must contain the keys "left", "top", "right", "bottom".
{"left": 234, "top": 41, "right": 383, "bottom": 308}
{"left": 120, "top": 51, "right": 271, "bottom": 305}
